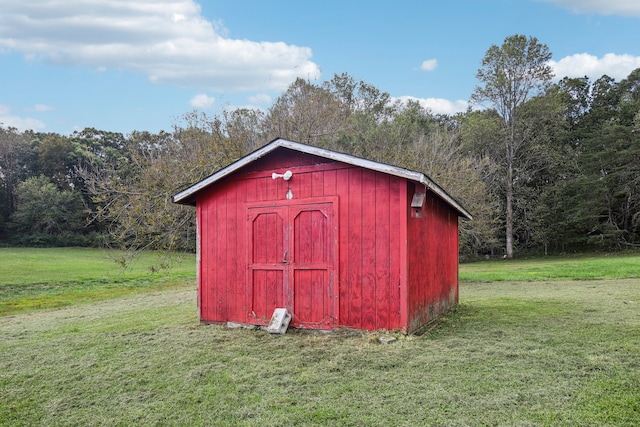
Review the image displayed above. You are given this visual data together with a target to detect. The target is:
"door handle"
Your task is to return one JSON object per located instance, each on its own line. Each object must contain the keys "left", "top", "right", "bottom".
{"left": 282, "top": 250, "right": 289, "bottom": 264}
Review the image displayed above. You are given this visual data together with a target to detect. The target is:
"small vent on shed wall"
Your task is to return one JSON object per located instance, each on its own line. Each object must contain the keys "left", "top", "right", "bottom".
{"left": 411, "top": 192, "right": 425, "bottom": 218}
{"left": 411, "top": 192, "right": 425, "bottom": 208}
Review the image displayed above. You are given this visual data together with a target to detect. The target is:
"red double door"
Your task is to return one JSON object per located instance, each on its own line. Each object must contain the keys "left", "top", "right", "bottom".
{"left": 247, "top": 199, "right": 337, "bottom": 329}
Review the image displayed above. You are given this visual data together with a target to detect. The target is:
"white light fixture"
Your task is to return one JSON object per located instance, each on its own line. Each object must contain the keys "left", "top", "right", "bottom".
{"left": 272, "top": 170, "right": 293, "bottom": 181}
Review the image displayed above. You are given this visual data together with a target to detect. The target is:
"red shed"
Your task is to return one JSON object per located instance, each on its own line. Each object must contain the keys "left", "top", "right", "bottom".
{"left": 173, "top": 138, "right": 472, "bottom": 333}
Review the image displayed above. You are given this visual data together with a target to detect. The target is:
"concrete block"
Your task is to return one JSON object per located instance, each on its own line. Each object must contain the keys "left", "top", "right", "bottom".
{"left": 267, "top": 308, "right": 291, "bottom": 335}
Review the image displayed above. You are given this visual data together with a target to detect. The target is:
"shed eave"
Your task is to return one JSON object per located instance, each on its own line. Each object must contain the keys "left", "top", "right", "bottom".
{"left": 172, "top": 138, "right": 473, "bottom": 219}
{"left": 172, "top": 141, "right": 281, "bottom": 204}
{"left": 417, "top": 176, "right": 473, "bottom": 220}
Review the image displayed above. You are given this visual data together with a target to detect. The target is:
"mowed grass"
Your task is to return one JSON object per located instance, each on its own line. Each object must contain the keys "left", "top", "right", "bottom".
{"left": 1, "top": 249, "right": 639, "bottom": 426}
{"left": 0, "top": 248, "right": 196, "bottom": 316}
{"left": 460, "top": 251, "right": 640, "bottom": 282}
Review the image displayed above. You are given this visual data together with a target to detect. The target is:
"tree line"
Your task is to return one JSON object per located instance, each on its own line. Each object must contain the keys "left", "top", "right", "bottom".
{"left": 1, "top": 35, "right": 639, "bottom": 258}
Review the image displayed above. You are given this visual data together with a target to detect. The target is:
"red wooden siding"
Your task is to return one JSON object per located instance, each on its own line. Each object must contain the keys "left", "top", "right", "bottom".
{"left": 406, "top": 183, "right": 459, "bottom": 333}
{"left": 247, "top": 207, "right": 286, "bottom": 324}
{"left": 196, "top": 151, "right": 407, "bottom": 331}
{"left": 193, "top": 147, "right": 462, "bottom": 333}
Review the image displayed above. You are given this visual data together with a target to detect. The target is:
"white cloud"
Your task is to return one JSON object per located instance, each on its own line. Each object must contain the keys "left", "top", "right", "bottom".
{"left": 0, "top": 105, "right": 45, "bottom": 131}
{"left": 248, "top": 94, "right": 272, "bottom": 105}
{"left": 538, "top": 0, "right": 640, "bottom": 16}
{"left": 0, "top": 0, "right": 321, "bottom": 92}
{"left": 190, "top": 93, "right": 215, "bottom": 108}
{"left": 549, "top": 53, "right": 640, "bottom": 81}
{"left": 419, "top": 59, "right": 438, "bottom": 71}
{"left": 393, "top": 96, "right": 469, "bottom": 115}
{"left": 32, "top": 104, "right": 55, "bottom": 112}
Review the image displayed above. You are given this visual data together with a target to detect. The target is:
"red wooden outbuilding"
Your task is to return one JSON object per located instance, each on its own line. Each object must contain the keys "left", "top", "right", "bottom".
{"left": 173, "top": 138, "right": 472, "bottom": 333}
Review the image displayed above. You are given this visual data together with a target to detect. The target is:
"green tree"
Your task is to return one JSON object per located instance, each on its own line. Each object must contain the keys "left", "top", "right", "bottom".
{"left": 81, "top": 112, "right": 252, "bottom": 254}
{"left": 516, "top": 89, "right": 570, "bottom": 251}
{"left": 262, "top": 77, "right": 351, "bottom": 145}
{"left": 10, "top": 175, "right": 85, "bottom": 245}
{"left": 0, "top": 127, "right": 38, "bottom": 239}
{"left": 557, "top": 76, "right": 592, "bottom": 130}
{"left": 570, "top": 71, "right": 640, "bottom": 248}
{"left": 335, "top": 99, "right": 498, "bottom": 257}
{"left": 386, "top": 105, "right": 499, "bottom": 256}
{"left": 472, "top": 34, "right": 554, "bottom": 258}
{"left": 264, "top": 77, "right": 493, "bottom": 256}
{"left": 37, "top": 134, "right": 76, "bottom": 189}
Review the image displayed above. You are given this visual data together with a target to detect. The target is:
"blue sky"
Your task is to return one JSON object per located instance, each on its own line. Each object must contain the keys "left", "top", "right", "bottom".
{"left": 1, "top": 0, "right": 640, "bottom": 135}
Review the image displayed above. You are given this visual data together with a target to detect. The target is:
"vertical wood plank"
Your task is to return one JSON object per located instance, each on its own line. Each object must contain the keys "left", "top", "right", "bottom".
{"left": 336, "top": 168, "right": 350, "bottom": 326}
{"left": 296, "top": 170, "right": 312, "bottom": 199}
{"left": 294, "top": 270, "right": 311, "bottom": 323}
{"left": 347, "top": 167, "right": 363, "bottom": 329}
{"left": 398, "top": 180, "right": 409, "bottom": 332}
{"left": 374, "top": 172, "right": 391, "bottom": 330}
{"left": 196, "top": 202, "right": 202, "bottom": 322}
{"left": 256, "top": 176, "right": 267, "bottom": 202}
{"left": 199, "top": 199, "right": 209, "bottom": 321}
{"left": 202, "top": 192, "right": 216, "bottom": 322}
{"left": 323, "top": 169, "right": 337, "bottom": 196}
{"left": 267, "top": 173, "right": 279, "bottom": 201}
{"left": 252, "top": 270, "right": 265, "bottom": 319}
{"left": 202, "top": 193, "right": 213, "bottom": 321}
{"left": 215, "top": 189, "right": 227, "bottom": 320}
{"left": 311, "top": 270, "right": 325, "bottom": 323}
{"left": 385, "top": 177, "right": 401, "bottom": 330}
{"left": 226, "top": 185, "right": 239, "bottom": 321}
{"left": 360, "top": 169, "right": 377, "bottom": 330}
{"left": 311, "top": 170, "right": 324, "bottom": 197}
{"left": 452, "top": 213, "right": 459, "bottom": 304}
{"left": 236, "top": 181, "right": 248, "bottom": 321}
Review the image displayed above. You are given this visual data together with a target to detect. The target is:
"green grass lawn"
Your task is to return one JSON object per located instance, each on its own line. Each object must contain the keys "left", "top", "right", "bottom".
{"left": 0, "top": 248, "right": 196, "bottom": 316}
{"left": 0, "top": 249, "right": 639, "bottom": 426}
{"left": 460, "top": 251, "right": 640, "bottom": 282}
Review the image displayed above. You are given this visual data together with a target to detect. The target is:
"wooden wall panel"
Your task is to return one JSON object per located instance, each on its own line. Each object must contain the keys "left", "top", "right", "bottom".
{"left": 198, "top": 192, "right": 217, "bottom": 322}
{"left": 389, "top": 177, "right": 403, "bottom": 331}
{"left": 346, "top": 167, "right": 363, "bottom": 329}
{"left": 374, "top": 173, "right": 391, "bottom": 330}
{"left": 251, "top": 270, "right": 284, "bottom": 322}
{"left": 336, "top": 167, "right": 350, "bottom": 328}
{"left": 406, "top": 187, "right": 459, "bottom": 333}
{"left": 214, "top": 187, "right": 228, "bottom": 321}
{"left": 196, "top": 150, "right": 411, "bottom": 331}
{"left": 311, "top": 171, "right": 324, "bottom": 197}
{"left": 335, "top": 169, "right": 404, "bottom": 331}
{"left": 230, "top": 183, "right": 246, "bottom": 321}
{"left": 296, "top": 169, "right": 312, "bottom": 199}
{"left": 360, "top": 168, "right": 377, "bottom": 330}
{"left": 293, "top": 270, "right": 327, "bottom": 324}
{"left": 322, "top": 169, "right": 337, "bottom": 197}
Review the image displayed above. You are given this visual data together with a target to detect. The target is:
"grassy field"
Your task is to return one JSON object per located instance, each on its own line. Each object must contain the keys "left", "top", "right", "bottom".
{"left": 0, "top": 249, "right": 639, "bottom": 426}
{"left": 0, "top": 248, "right": 196, "bottom": 316}
{"left": 459, "top": 251, "right": 640, "bottom": 282}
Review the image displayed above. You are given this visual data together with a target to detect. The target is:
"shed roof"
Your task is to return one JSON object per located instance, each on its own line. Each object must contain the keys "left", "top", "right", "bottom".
{"left": 172, "top": 138, "right": 472, "bottom": 220}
